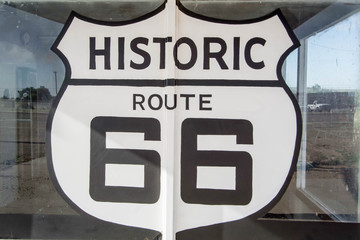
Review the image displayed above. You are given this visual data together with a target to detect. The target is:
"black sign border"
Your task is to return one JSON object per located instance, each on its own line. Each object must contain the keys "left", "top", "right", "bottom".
{"left": 46, "top": 0, "right": 302, "bottom": 238}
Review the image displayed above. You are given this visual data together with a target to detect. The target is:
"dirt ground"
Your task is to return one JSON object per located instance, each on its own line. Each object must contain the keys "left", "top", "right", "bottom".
{"left": 304, "top": 110, "right": 359, "bottom": 218}
{"left": 0, "top": 156, "right": 76, "bottom": 215}
{"left": 270, "top": 110, "right": 360, "bottom": 221}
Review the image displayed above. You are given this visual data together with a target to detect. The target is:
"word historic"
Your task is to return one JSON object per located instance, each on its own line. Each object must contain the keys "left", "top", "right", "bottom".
{"left": 89, "top": 36, "right": 266, "bottom": 70}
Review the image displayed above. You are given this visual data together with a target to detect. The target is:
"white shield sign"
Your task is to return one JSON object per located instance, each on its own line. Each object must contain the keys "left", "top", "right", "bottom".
{"left": 46, "top": 1, "right": 302, "bottom": 239}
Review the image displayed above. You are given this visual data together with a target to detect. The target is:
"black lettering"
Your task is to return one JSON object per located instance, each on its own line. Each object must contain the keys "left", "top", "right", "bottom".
{"left": 174, "top": 37, "right": 197, "bottom": 70}
{"left": 165, "top": 94, "right": 177, "bottom": 110}
{"left": 204, "top": 37, "right": 228, "bottom": 70}
{"left": 118, "top": 37, "right": 125, "bottom": 70}
{"left": 90, "top": 117, "right": 160, "bottom": 203}
{"left": 89, "top": 37, "right": 111, "bottom": 70}
{"left": 180, "top": 94, "right": 195, "bottom": 110}
{"left": 153, "top": 37, "right": 172, "bottom": 69}
{"left": 233, "top": 37, "right": 240, "bottom": 70}
{"left": 133, "top": 94, "right": 145, "bottom": 110}
{"left": 148, "top": 94, "right": 163, "bottom": 110}
{"left": 245, "top": 37, "right": 266, "bottom": 70}
{"left": 181, "top": 118, "right": 253, "bottom": 205}
{"left": 130, "top": 37, "right": 151, "bottom": 70}
{"left": 199, "top": 94, "right": 212, "bottom": 111}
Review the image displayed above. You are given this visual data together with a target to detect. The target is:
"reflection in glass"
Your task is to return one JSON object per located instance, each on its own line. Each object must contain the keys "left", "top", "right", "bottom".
{"left": 0, "top": 4, "right": 70, "bottom": 214}
{"left": 302, "top": 11, "right": 360, "bottom": 222}
{"left": 283, "top": 49, "right": 298, "bottom": 96}
{"left": 0, "top": 2, "right": 359, "bottom": 239}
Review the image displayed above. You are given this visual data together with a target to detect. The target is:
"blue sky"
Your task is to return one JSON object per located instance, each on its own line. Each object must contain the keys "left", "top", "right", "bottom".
{"left": 285, "top": 10, "right": 360, "bottom": 90}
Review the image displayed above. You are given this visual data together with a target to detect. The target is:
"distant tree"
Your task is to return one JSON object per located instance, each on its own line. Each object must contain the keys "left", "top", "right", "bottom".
{"left": 36, "top": 86, "right": 52, "bottom": 101}
{"left": 18, "top": 86, "right": 52, "bottom": 102}
{"left": 311, "top": 84, "right": 322, "bottom": 92}
{"left": 3, "top": 89, "right": 9, "bottom": 99}
{"left": 18, "top": 87, "right": 37, "bottom": 101}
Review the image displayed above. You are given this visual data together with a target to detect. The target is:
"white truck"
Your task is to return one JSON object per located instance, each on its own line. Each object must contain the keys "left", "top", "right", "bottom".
{"left": 307, "top": 100, "right": 331, "bottom": 112}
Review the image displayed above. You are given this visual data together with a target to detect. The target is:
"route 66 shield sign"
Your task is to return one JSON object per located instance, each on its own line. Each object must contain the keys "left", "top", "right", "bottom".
{"left": 46, "top": 1, "right": 302, "bottom": 239}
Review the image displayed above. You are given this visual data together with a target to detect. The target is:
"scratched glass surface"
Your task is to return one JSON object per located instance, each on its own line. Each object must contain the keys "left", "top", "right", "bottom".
{"left": 0, "top": 1, "right": 359, "bottom": 239}
{"left": 273, "top": 10, "right": 360, "bottom": 222}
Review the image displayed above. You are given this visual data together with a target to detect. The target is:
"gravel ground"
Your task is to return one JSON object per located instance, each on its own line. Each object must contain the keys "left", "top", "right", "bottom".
{"left": 0, "top": 156, "right": 76, "bottom": 215}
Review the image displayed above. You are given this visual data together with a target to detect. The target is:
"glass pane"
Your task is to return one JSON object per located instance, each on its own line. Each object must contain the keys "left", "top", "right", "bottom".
{"left": 0, "top": 0, "right": 359, "bottom": 239}
{"left": 283, "top": 49, "right": 299, "bottom": 96}
{"left": 0, "top": 3, "right": 69, "bottom": 214}
{"left": 301, "top": 11, "right": 360, "bottom": 222}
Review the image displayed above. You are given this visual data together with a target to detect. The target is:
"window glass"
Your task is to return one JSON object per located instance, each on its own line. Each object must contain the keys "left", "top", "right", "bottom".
{"left": 283, "top": 49, "right": 298, "bottom": 95}
{"left": 0, "top": 4, "right": 68, "bottom": 214}
{"left": 271, "top": 10, "right": 360, "bottom": 222}
{"left": 300, "top": 11, "right": 360, "bottom": 222}
{"left": 0, "top": 0, "right": 359, "bottom": 239}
